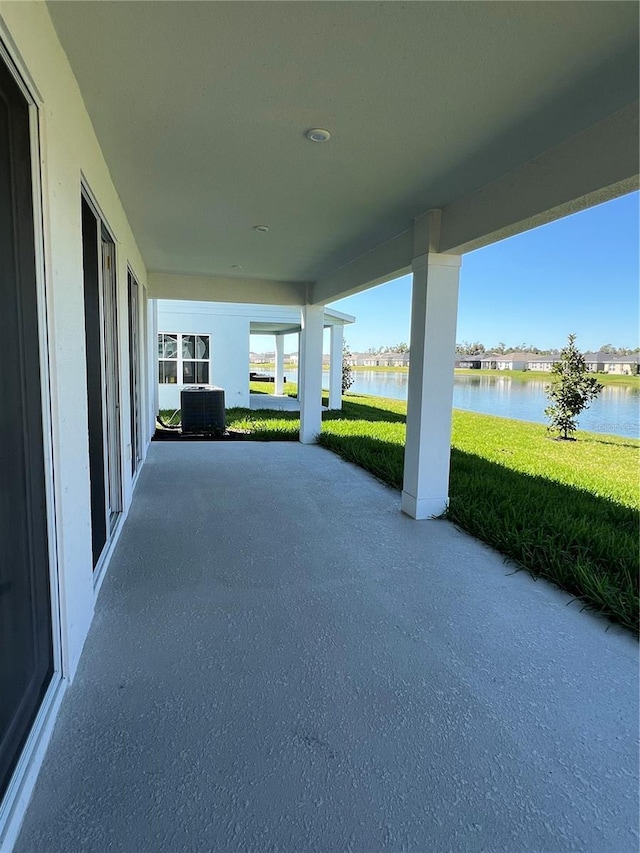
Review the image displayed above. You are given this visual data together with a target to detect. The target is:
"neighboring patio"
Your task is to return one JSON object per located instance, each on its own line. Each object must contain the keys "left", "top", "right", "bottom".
{"left": 14, "top": 443, "right": 638, "bottom": 852}
{"left": 249, "top": 393, "right": 303, "bottom": 412}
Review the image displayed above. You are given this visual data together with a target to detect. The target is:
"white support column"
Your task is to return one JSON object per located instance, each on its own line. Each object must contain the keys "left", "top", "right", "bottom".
{"left": 401, "top": 252, "right": 461, "bottom": 519}
{"left": 149, "top": 297, "right": 159, "bottom": 431}
{"left": 328, "top": 324, "right": 344, "bottom": 410}
{"left": 299, "top": 304, "right": 324, "bottom": 444}
{"left": 274, "top": 334, "right": 285, "bottom": 395}
{"left": 296, "top": 330, "right": 304, "bottom": 400}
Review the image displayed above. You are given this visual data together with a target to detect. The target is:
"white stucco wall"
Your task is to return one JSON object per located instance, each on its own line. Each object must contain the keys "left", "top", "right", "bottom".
{"left": 158, "top": 301, "right": 251, "bottom": 409}
{"left": 0, "top": 6, "right": 152, "bottom": 843}
{"left": 157, "top": 300, "right": 330, "bottom": 410}
{"left": 0, "top": 2, "right": 149, "bottom": 680}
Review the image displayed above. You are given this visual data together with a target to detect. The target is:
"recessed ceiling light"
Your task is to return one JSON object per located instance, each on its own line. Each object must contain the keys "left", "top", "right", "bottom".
{"left": 306, "top": 128, "right": 331, "bottom": 143}
{"left": 254, "top": 225, "right": 269, "bottom": 233}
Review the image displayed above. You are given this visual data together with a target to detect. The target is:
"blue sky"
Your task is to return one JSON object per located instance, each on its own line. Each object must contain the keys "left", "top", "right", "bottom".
{"left": 250, "top": 191, "right": 638, "bottom": 354}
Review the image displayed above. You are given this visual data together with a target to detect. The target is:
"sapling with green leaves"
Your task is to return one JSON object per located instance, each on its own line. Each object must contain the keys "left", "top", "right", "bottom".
{"left": 545, "top": 334, "right": 603, "bottom": 439}
{"left": 342, "top": 339, "right": 354, "bottom": 394}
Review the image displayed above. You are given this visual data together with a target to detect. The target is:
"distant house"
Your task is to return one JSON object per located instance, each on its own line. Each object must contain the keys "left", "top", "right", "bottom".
{"left": 346, "top": 351, "right": 410, "bottom": 367}
{"left": 455, "top": 355, "right": 485, "bottom": 368}
{"left": 479, "top": 354, "right": 500, "bottom": 369}
{"left": 374, "top": 352, "right": 409, "bottom": 367}
{"left": 344, "top": 352, "right": 366, "bottom": 366}
{"left": 582, "top": 352, "right": 606, "bottom": 372}
{"left": 526, "top": 355, "right": 558, "bottom": 372}
{"left": 492, "top": 352, "right": 540, "bottom": 370}
{"left": 385, "top": 352, "right": 410, "bottom": 367}
{"left": 249, "top": 352, "right": 273, "bottom": 365}
{"left": 603, "top": 354, "right": 640, "bottom": 375}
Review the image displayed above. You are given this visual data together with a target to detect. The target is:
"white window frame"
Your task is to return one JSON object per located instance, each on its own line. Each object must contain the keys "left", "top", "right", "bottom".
{"left": 158, "top": 332, "right": 211, "bottom": 385}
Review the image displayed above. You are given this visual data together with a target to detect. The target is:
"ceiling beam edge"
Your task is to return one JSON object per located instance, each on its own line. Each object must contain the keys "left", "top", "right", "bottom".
{"left": 148, "top": 272, "right": 308, "bottom": 306}
{"left": 440, "top": 101, "right": 640, "bottom": 256}
{"left": 311, "top": 230, "right": 413, "bottom": 305}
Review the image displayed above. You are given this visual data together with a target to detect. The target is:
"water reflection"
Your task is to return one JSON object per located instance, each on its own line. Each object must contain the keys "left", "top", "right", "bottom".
{"left": 293, "top": 369, "right": 640, "bottom": 439}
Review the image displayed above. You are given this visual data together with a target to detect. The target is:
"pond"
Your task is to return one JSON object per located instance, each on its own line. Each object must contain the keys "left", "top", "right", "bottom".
{"left": 297, "top": 369, "right": 640, "bottom": 439}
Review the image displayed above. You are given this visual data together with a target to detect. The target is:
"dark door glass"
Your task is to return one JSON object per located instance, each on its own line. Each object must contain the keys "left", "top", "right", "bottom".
{"left": 0, "top": 57, "right": 53, "bottom": 799}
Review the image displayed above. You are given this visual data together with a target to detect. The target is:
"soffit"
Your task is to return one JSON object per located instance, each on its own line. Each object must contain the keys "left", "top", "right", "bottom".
{"left": 47, "top": 1, "right": 638, "bottom": 283}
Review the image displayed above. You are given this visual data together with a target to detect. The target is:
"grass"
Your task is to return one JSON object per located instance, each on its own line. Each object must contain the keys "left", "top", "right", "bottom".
{"left": 350, "top": 364, "right": 409, "bottom": 373}
{"left": 455, "top": 368, "right": 639, "bottom": 386}
{"left": 321, "top": 397, "right": 639, "bottom": 632}
{"left": 159, "top": 393, "right": 639, "bottom": 632}
{"left": 249, "top": 379, "right": 304, "bottom": 395}
{"left": 251, "top": 366, "right": 638, "bottom": 386}
{"left": 226, "top": 408, "right": 300, "bottom": 441}
{"left": 355, "top": 366, "right": 639, "bottom": 384}
{"left": 446, "top": 413, "right": 639, "bottom": 634}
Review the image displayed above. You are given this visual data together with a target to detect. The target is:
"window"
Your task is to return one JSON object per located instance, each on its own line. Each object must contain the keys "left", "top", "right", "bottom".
{"left": 158, "top": 333, "right": 178, "bottom": 383}
{"left": 158, "top": 333, "right": 210, "bottom": 384}
{"left": 182, "top": 334, "right": 210, "bottom": 383}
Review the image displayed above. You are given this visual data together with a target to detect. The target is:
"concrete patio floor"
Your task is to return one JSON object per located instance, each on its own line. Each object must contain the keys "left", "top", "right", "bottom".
{"left": 15, "top": 443, "right": 638, "bottom": 853}
{"left": 249, "top": 392, "right": 302, "bottom": 411}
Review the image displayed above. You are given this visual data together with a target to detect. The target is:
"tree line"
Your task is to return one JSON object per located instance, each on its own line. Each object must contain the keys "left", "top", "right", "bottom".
{"left": 364, "top": 343, "right": 409, "bottom": 354}
{"left": 360, "top": 341, "right": 638, "bottom": 356}
{"left": 455, "top": 341, "right": 640, "bottom": 356}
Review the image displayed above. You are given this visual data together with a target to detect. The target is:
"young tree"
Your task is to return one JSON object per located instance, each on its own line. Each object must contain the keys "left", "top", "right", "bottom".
{"left": 545, "top": 334, "right": 603, "bottom": 439}
{"left": 342, "top": 339, "right": 355, "bottom": 394}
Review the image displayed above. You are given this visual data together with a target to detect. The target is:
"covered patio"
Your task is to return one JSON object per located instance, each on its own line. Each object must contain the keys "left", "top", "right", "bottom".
{"left": 0, "top": 3, "right": 637, "bottom": 849}
{"left": 14, "top": 443, "right": 638, "bottom": 853}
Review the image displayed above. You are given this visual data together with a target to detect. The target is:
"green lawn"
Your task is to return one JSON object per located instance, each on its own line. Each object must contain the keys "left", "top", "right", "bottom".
{"left": 321, "top": 396, "right": 639, "bottom": 632}
{"left": 454, "top": 368, "right": 639, "bottom": 386}
{"left": 251, "top": 366, "right": 639, "bottom": 386}
{"left": 350, "top": 364, "right": 409, "bottom": 373}
{"left": 159, "top": 393, "right": 639, "bottom": 632}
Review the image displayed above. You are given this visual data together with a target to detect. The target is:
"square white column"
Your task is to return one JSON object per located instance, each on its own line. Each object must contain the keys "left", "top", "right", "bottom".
{"left": 149, "top": 297, "right": 159, "bottom": 427}
{"left": 401, "top": 253, "right": 461, "bottom": 519}
{"left": 274, "top": 334, "right": 285, "bottom": 395}
{"left": 299, "top": 304, "right": 324, "bottom": 444}
{"left": 296, "top": 330, "right": 303, "bottom": 399}
{"left": 328, "top": 324, "right": 344, "bottom": 410}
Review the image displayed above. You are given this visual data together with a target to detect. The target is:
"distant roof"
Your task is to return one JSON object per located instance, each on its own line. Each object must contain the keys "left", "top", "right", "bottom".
{"left": 605, "top": 353, "right": 640, "bottom": 363}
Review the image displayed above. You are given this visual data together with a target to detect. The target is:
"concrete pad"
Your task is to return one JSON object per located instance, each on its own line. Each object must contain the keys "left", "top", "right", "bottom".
{"left": 14, "top": 443, "right": 639, "bottom": 853}
{"left": 249, "top": 392, "right": 301, "bottom": 411}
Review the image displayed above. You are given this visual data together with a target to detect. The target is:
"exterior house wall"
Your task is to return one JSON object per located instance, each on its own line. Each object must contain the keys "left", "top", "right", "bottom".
{"left": 603, "top": 357, "right": 640, "bottom": 375}
{"left": 158, "top": 301, "right": 250, "bottom": 409}
{"left": 528, "top": 360, "right": 556, "bottom": 371}
{"left": 495, "top": 359, "right": 527, "bottom": 370}
{"left": 0, "top": 5, "right": 149, "bottom": 846}
{"left": 583, "top": 353, "right": 605, "bottom": 373}
{"left": 157, "top": 301, "right": 354, "bottom": 410}
{"left": 0, "top": 0, "right": 149, "bottom": 674}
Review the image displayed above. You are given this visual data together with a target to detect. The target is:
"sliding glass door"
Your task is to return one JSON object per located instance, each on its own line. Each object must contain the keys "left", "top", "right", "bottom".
{"left": 82, "top": 196, "right": 122, "bottom": 567}
{"left": 128, "top": 271, "right": 143, "bottom": 476}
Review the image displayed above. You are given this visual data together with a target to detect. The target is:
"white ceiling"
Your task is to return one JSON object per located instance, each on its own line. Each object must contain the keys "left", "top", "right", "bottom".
{"left": 47, "top": 1, "right": 638, "bottom": 283}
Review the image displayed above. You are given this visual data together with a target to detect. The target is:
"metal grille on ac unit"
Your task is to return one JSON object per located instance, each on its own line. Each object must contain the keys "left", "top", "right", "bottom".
{"left": 180, "top": 386, "right": 225, "bottom": 434}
